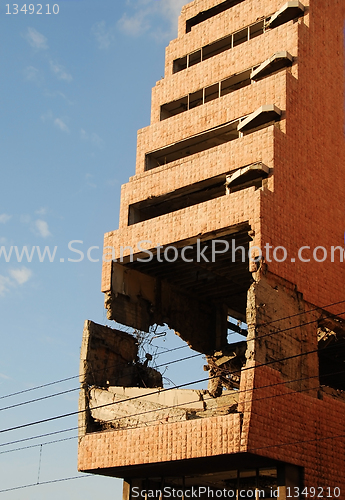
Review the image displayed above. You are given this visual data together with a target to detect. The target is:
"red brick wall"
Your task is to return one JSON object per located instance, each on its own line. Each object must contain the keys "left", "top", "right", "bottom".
{"left": 78, "top": 413, "right": 242, "bottom": 471}
{"left": 260, "top": 0, "right": 345, "bottom": 312}
{"left": 248, "top": 364, "right": 345, "bottom": 488}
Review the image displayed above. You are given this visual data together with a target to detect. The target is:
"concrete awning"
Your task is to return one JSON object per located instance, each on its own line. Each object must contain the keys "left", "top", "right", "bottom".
{"left": 237, "top": 105, "right": 282, "bottom": 133}
{"left": 267, "top": 1, "right": 305, "bottom": 29}
{"left": 226, "top": 162, "right": 270, "bottom": 193}
{"left": 251, "top": 52, "right": 293, "bottom": 81}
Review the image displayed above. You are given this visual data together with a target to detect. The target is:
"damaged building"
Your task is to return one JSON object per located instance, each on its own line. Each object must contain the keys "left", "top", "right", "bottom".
{"left": 78, "top": 0, "right": 345, "bottom": 497}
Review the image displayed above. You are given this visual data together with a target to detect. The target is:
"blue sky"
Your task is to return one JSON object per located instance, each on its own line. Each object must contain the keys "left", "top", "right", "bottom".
{"left": 0, "top": 1, "right": 198, "bottom": 498}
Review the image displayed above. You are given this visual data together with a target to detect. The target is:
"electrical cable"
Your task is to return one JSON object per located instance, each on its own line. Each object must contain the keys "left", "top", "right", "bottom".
{"left": 0, "top": 475, "right": 93, "bottom": 494}
{"left": 1, "top": 297, "right": 344, "bottom": 402}
{"left": 0, "top": 338, "right": 342, "bottom": 436}
{"left": 1, "top": 367, "right": 344, "bottom": 455}
{"left": 257, "top": 298, "right": 345, "bottom": 327}
{"left": 2, "top": 303, "right": 344, "bottom": 413}
{"left": 2, "top": 430, "right": 345, "bottom": 494}
{"left": 0, "top": 345, "right": 190, "bottom": 401}
{"left": 0, "top": 427, "right": 78, "bottom": 449}
{"left": 0, "top": 353, "right": 204, "bottom": 413}
{"left": 0, "top": 435, "right": 78, "bottom": 455}
{"left": 1, "top": 394, "right": 345, "bottom": 494}
{"left": 0, "top": 387, "right": 80, "bottom": 412}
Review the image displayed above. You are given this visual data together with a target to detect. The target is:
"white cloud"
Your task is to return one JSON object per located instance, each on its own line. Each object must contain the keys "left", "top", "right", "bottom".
{"left": 44, "top": 90, "right": 74, "bottom": 105}
{"left": 54, "top": 118, "right": 70, "bottom": 133}
{"left": 25, "top": 27, "right": 48, "bottom": 50}
{"left": 35, "top": 207, "right": 47, "bottom": 216}
{"left": 49, "top": 60, "right": 73, "bottom": 82}
{"left": 118, "top": 11, "right": 150, "bottom": 37}
{"left": 0, "top": 275, "right": 11, "bottom": 297}
{"left": 91, "top": 133, "right": 104, "bottom": 147}
{"left": 80, "top": 129, "right": 104, "bottom": 148}
{"left": 24, "top": 65, "right": 42, "bottom": 84}
{"left": 41, "top": 112, "right": 70, "bottom": 132}
{"left": 0, "top": 214, "right": 11, "bottom": 224}
{"left": 159, "top": 0, "right": 186, "bottom": 21}
{"left": 9, "top": 267, "right": 33, "bottom": 285}
{"left": 92, "top": 21, "right": 116, "bottom": 49}
{"left": 117, "top": 0, "right": 186, "bottom": 39}
{"left": 0, "top": 373, "right": 10, "bottom": 380}
{"left": 35, "top": 219, "right": 51, "bottom": 238}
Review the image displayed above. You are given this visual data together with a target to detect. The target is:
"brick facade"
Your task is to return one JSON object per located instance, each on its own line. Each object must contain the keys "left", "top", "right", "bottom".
{"left": 79, "top": 0, "right": 345, "bottom": 496}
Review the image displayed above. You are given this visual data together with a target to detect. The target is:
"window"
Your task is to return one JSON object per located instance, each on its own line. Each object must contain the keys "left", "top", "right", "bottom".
{"left": 146, "top": 119, "right": 240, "bottom": 170}
{"left": 128, "top": 174, "right": 228, "bottom": 225}
{"left": 185, "top": 0, "right": 246, "bottom": 33}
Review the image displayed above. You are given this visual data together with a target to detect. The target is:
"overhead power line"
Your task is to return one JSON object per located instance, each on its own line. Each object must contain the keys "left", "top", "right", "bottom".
{"left": 0, "top": 344, "right": 190, "bottom": 402}
{"left": 2, "top": 303, "right": 344, "bottom": 413}
{"left": 1, "top": 429, "right": 345, "bottom": 494}
{"left": 0, "top": 475, "right": 93, "bottom": 494}
{"left": 0, "top": 387, "right": 80, "bottom": 412}
{"left": 1, "top": 297, "right": 344, "bottom": 403}
{"left": 0, "top": 300, "right": 345, "bottom": 411}
{"left": 0, "top": 338, "right": 341, "bottom": 436}
{"left": 0, "top": 353, "right": 204, "bottom": 413}
{"left": 2, "top": 366, "right": 345, "bottom": 457}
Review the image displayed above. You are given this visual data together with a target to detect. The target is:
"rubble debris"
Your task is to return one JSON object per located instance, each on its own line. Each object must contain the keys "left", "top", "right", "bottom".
{"left": 205, "top": 342, "right": 246, "bottom": 397}
{"left": 88, "top": 386, "right": 239, "bottom": 430}
{"left": 80, "top": 320, "right": 162, "bottom": 389}
{"left": 317, "top": 319, "right": 345, "bottom": 392}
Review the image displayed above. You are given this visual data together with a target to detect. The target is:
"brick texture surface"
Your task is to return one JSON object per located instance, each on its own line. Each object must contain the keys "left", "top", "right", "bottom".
{"left": 78, "top": 414, "right": 242, "bottom": 470}
{"left": 83, "top": 0, "right": 345, "bottom": 486}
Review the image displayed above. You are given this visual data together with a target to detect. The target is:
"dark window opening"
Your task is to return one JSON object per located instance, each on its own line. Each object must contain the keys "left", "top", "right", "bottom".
{"left": 126, "top": 229, "right": 253, "bottom": 320}
{"left": 189, "top": 49, "right": 202, "bottom": 67}
{"left": 221, "top": 69, "right": 252, "bottom": 96}
{"left": 318, "top": 319, "right": 345, "bottom": 392}
{"left": 146, "top": 119, "right": 240, "bottom": 170}
{"left": 129, "top": 162, "right": 269, "bottom": 225}
{"left": 163, "top": 54, "right": 288, "bottom": 121}
{"left": 173, "top": 55, "right": 187, "bottom": 73}
{"left": 174, "top": 2, "right": 304, "bottom": 76}
{"left": 203, "top": 35, "right": 232, "bottom": 60}
{"left": 186, "top": 0, "right": 246, "bottom": 33}
{"left": 205, "top": 83, "right": 220, "bottom": 103}
{"left": 174, "top": 19, "right": 267, "bottom": 75}
{"left": 148, "top": 107, "right": 280, "bottom": 171}
{"left": 161, "top": 66, "right": 255, "bottom": 122}
{"left": 250, "top": 19, "right": 265, "bottom": 39}
{"left": 160, "top": 95, "right": 188, "bottom": 120}
{"left": 128, "top": 174, "right": 228, "bottom": 225}
{"left": 189, "top": 89, "right": 203, "bottom": 109}
{"left": 233, "top": 27, "right": 249, "bottom": 47}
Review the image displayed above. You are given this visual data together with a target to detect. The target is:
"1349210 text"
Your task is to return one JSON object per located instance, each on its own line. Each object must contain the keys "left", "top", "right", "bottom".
{"left": 287, "top": 487, "right": 341, "bottom": 498}
{"left": 6, "top": 4, "right": 59, "bottom": 14}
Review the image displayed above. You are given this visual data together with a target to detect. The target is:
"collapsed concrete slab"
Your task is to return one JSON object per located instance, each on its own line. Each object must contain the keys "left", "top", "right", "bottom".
{"left": 79, "top": 320, "right": 241, "bottom": 434}
{"left": 88, "top": 386, "right": 239, "bottom": 430}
